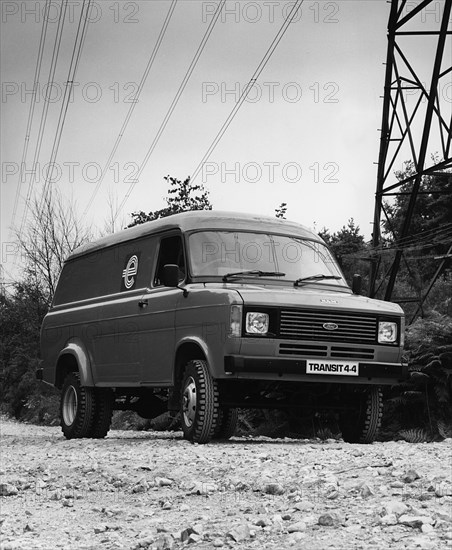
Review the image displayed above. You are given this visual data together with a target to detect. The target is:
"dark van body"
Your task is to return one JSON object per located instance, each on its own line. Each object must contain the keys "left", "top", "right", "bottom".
{"left": 39, "top": 211, "right": 406, "bottom": 443}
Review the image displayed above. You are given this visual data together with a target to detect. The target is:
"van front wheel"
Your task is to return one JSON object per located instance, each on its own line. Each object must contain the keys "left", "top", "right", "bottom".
{"left": 88, "top": 389, "right": 113, "bottom": 439}
{"left": 339, "top": 386, "right": 383, "bottom": 444}
{"left": 180, "top": 360, "right": 219, "bottom": 443}
{"left": 60, "top": 373, "right": 95, "bottom": 439}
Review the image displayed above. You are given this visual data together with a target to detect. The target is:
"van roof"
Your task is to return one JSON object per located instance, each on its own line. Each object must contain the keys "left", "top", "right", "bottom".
{"left": 69, "top": 210, "right": 322, "bottom": 260}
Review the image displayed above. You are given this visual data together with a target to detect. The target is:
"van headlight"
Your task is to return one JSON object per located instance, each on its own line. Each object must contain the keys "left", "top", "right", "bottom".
{"left": 246, "top": 312, "right": 269, "bottom": 335}
{"left": 378, "top": 321, "right": 397, "bottom": 344}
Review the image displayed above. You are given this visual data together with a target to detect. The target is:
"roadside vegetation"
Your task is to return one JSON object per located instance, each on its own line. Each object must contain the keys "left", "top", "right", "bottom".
{"left": 1, "top": 169, "right": 451, "bottom": 440}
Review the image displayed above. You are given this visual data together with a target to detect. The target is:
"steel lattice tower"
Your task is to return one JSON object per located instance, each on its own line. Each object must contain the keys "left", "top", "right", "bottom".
{"left": 369, "top": 0, "right": 452, "bottom": 321}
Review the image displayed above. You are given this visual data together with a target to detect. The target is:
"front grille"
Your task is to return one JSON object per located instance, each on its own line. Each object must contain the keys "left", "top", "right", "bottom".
{"left": 279, "top": 309, "right": 377, "bottom": 345}
{"left": 279, "top": 343, "right": 328, "bottom": 357}
{"left": 278, "top": 343, "right": 375, "bottom": 360}
{"left": 331, "top": 346, "right": 375, "bottom": 360}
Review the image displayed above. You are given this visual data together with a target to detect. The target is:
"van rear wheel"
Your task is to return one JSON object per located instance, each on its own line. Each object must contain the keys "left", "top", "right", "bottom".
{"left": 60, "top": 373, "right": 95, "bottom": 439}
{"left": 180, "top": 360, "right": 219, "bottom": 443}
{"left": 339, "top": 386, "right": 383, "bottom": 444}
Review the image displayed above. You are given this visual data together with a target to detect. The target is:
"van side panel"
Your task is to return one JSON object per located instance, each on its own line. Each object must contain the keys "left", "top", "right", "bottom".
{"left": 174, "top": 287, "right": 243, "bottom": 378}
{"left": 43, "top": 235, "right": 157, "bottom": 385}
{"left": 40, "top": 301, "right": 101, "bottom": 385}
{"left": 78, "top": 235, "right": 157, "bottom": 385}
{"left": 93, "top": 289, "right": 145, "bottom": 384}
{"left": 137, "top": 287, "right": 179, "bottom": 385}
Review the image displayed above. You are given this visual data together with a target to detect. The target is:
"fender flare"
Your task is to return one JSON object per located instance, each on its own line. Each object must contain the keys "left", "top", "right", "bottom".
{"left": 56, "top": 338, "right": 94, "bottom": 387}
{"left": 174, "top": 336, "right": 214, "bottom": 378}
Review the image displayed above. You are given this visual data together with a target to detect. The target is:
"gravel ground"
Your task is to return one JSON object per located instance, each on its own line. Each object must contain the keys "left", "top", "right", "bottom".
{"left": 0, "top": 417, "right": 451, "bottom": 550}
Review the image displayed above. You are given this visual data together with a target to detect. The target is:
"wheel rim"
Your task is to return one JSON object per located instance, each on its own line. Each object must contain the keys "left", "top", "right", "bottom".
{"left": 182, "top": 376, "right": 197, "bottom": 427}
{"left": 62, "top": 386, "right": 78, "bottom": 426}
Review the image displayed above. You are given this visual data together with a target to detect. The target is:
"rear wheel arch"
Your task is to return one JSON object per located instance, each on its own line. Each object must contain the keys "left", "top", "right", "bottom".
{"left": 55, "top": 341, "right": 93, "bottom": 389}
{"left": 55, "top": 354, "right": 78, "bottom": 389}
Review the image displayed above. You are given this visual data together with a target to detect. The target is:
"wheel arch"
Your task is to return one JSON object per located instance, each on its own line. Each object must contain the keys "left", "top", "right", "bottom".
{"left": 173, "top": 338, "right": 210, "bottom": 393}
{"left": 55, "top": 339, "right": 94, "bottom": 389}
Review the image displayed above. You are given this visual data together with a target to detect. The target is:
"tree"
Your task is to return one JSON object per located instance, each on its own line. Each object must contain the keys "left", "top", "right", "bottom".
{"left": 129, "top": 176, "right": 212, "bottom": 227}
{"left": 319, "top": 219, "right": 368, "bottom": 288}
{"left": 383, "top": 161, "right": 452, "bottom": 243}
{"left": 1, "top": 190, "right": 90, "bottom": 422}
{"left": 380, "top": 161, "right": 452, "bottom": 311}
{"left": 16, "top": 189, "right": 91, "bottom": 304}
{"left": 275, "top": 203, "right": 287, "bottom": 219}
{"left": 0, "top": 279, "right": 59, "bottom": 421}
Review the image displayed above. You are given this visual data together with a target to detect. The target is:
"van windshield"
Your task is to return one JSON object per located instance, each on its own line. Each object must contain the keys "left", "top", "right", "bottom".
{"left": 188, "top": 231, "right": 346, "bottom": 286}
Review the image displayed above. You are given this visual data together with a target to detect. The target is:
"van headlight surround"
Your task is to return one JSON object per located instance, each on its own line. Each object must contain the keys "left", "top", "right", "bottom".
{"left": 378, "top": 321, "right": 398, "bottom": 344}
{"left": 246, "top": 312, "right": 269, "bottom": 335}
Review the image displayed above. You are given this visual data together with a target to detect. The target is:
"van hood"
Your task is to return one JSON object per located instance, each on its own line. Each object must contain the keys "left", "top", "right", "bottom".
{"left": 230, "top": 284, "right": 404, "bottom": 315}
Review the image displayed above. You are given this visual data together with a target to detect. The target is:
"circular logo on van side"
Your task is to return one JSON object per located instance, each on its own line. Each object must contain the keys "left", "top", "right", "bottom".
{"left": 122, "top": 255, "right": 139, "bottom": 290}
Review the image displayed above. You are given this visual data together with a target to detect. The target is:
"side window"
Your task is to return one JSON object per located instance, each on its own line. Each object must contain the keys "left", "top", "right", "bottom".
{"left": 154, "top": 235, "right": 185, "bottom": 286}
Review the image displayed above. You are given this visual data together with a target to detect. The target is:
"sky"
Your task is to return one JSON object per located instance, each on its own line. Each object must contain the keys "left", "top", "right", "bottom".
{"left": 1, "top": 0, "right": 451, "bottom": 284}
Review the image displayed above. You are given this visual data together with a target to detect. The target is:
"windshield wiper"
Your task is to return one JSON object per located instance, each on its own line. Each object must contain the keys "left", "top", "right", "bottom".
{"left": 222, "top": 270, "right": 285, "bottom": 282}
{"left": 294, "top": 274, "right": 342, "bottom": 287}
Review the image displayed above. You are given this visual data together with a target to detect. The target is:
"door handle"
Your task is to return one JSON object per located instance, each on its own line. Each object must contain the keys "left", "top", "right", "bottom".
{"left": 138, "top": 299, "right": 148, "bottom": 308}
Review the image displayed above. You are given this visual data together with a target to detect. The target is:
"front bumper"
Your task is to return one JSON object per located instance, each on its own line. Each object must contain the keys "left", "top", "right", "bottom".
{"left": 224, "top": 356, "right": 408, "bottom": 385}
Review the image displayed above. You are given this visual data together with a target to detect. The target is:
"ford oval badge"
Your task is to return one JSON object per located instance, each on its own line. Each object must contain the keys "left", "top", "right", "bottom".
{"left": 323, "top": 322, "right": 338, "bottom": 331}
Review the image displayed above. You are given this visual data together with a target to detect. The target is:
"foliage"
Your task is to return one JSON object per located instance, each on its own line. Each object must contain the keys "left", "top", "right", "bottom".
{"left": 275, "top": 203, "right": 287, "bottom": 219}
{"left": 379, "top": 162, "right": 452, "bottom": 309}
{"left": 2, "top": 190, "right": 88, "bottom": 423}
{"left": 383, "top": 160, "right": 452, "bottom": 245}
{"left": 15, "top": 189, "right": 91, "bottom": 305}
{"left": 0, "top": 279, "right": 59, "bottom": 423}
{"left": 405, "top": 311, "right": 452, "bottom": 350}
{"left": 380, "top": 312, "right": 452, "bottom": 441}
{"left": 319, "top": 219, "right": 369, "bottom": 291}
{"left": 128, "top": 176, "right": 212, "bottom": 227}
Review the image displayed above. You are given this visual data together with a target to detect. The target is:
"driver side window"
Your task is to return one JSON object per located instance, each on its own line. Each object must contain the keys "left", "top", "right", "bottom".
{"left": 154, "top": 235, "right": 185, "bottom": 286}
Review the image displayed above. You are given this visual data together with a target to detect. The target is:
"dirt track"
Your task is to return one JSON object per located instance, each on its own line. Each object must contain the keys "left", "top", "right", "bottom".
{"left": 0, "top": 417, "right": 451, "bottom": 550}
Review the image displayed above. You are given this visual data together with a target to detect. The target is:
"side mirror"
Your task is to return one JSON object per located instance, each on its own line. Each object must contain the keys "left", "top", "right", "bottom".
{"left": 352, "top": 274, "right": 362, "bottom": 295}
{"left": 162, "top": 264, "right": 179, "bottom": 287}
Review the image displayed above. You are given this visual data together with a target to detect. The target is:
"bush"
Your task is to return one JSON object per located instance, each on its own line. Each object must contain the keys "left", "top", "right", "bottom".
{"left": 380, "top": 312, "right": 452, "bottom": 441}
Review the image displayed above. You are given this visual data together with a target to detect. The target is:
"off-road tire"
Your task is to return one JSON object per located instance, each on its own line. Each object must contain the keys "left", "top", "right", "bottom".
{"left": 88, "top": 389, "right": 113, "bottom": 439}
{"left": 214, "top": 408, "right": 239, "bottom": 440}
{"left": 60, "top": 373, "right": 95, "bottom": 439}
{"left": 340, "top": 386, "right": 383, "bottom": 444}
{"left": 180, "top": 360, "right": 219, "bottom": 443}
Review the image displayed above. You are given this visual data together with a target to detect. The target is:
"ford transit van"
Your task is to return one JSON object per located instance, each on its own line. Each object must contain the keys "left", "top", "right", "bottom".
{"left": 38, "top": 211, "right": 406, "bottom": 443}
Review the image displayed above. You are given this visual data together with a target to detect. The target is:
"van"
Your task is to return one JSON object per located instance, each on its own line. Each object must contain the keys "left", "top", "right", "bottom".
{"left": 38, "top": 211, "right": 406, "bottom": 443}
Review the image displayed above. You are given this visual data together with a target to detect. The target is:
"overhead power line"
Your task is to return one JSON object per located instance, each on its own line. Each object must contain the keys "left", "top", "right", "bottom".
{"left": 343, "top": 223, "right": 452, "bottom": 259}
{"left": 191, "top": 0, "right": 305, "bottom": 183}
{"left": 10, "top": 0, "right": 51, "bottom": 234}
{"left": 81, "top": 0, "right": 179, "bottom": 222}
{"left": 18, "top": 0, "right": 69, "bottom": 238}
{"left": 40, "top": 0, "right": 93, "bottom": 210}
{"left": 113, "top": 0, "right": 227, "bottom": 222}
{"left": 372, "top": 223, "right": 452, "bottom": 253}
